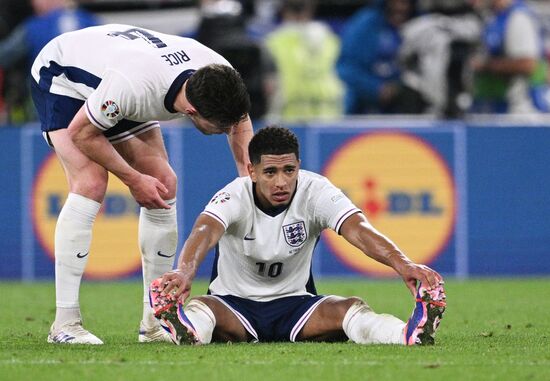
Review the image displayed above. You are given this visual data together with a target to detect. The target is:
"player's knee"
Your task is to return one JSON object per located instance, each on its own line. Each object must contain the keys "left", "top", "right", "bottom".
{"left": 158, "top": 170, "right": 178, "bottom": 200}
{"left": 71, "top": 173, "right": 108, "bottom": 201}
{"left": 184, "top": 298, "right": 216, "bottom": 344}
{"left": 342, "top": 296, "right": 368, "bottom": 311}
{"left": 146, "top": 165, "right": 178, "bottom": 200}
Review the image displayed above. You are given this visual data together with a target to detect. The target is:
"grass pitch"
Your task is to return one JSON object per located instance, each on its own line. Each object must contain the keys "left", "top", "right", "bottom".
{"left": 0, "top": 278, "right": 549, "bottom": 381}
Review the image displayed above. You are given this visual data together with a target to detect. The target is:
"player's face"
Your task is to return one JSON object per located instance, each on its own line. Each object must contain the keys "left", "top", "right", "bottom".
{"left": 249, "top": 153, "right": 300, "bottom": 209}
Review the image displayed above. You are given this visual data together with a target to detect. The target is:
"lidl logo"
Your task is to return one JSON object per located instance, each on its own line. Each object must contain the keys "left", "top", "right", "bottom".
{"left": 323, "top": 132, "right": 455, "bottom": 276}
{"left": 32, "top": 153, "right": 142, "bottom": 279}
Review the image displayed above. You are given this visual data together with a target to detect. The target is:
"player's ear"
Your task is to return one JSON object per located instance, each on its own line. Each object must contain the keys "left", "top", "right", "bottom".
{"left": 248, "top": 163, "right": 256, "bottom": 181}
{"left": 184, "top": 107, "right": 197, "bottom": 116}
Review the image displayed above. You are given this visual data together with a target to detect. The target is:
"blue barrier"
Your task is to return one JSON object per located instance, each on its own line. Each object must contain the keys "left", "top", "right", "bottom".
{"left": 0, "top": 120, "right": 548, "bottom": 280}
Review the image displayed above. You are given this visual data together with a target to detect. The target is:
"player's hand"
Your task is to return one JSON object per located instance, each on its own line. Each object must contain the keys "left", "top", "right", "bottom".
{"left": 158, "top": 269, "right": 193, "bottom": 303}
{"left": 396, "top": 262, "right": 444, "bottom": 296}
{"left": 128, "top": 173, "right": 170, "bottom": 209}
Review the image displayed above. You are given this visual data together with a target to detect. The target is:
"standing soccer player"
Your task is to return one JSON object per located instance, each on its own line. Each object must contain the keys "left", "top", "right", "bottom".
{"left": 152, "top": 126, "right": 446, "bottom": 346}
{"left": 31, "top": 24, "right": 253, "bottom": 344}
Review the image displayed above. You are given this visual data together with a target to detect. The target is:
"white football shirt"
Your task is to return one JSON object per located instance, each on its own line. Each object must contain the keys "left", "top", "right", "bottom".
{"left": 31, "top": 24, "right": 230, "bottom": 131}
{"left": 203, "top": 170, "right": 361, "bottom": 301}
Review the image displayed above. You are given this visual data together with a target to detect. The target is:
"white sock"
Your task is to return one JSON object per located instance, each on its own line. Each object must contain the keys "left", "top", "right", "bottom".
{"left": 184, "top": 299, "right": 216, "bottom": 344}
{"left": 139, "top": 198, "right": 177, "bottom": 326}
{"left": 342, "top": 300, "right": 406, "bottom": 345}
{"left": 54, "top": 193, "right": 101, "bottom": 324}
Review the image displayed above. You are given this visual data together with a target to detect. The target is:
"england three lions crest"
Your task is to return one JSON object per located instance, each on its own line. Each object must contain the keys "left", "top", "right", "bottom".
{"left": 282, "top": 221, "right": 307, "bottom": 247}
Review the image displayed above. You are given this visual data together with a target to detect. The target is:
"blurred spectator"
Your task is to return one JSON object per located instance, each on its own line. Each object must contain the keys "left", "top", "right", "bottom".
{"left": 0, "top": 0, "right": 33, "bottom": 124}
{"left": 336, "top": 0, "right": 415, "bottom": 115}
{"left": 0, "top": 1, "right": 33, "bottom": 37}
{"left": 399, "top": 0, "right": 482, "bottom": 117}
{"left": 264, "top": 0, "right": 343, "bottom": 121}
{"left": 0, "top": 0, "right": 99, "bottom": 123}
{"left": 472, "top": 0, "right": 550, "bottom": 114}
{"left": 241, "top": 0, "right": 280, "bottom": 41}
{"left": 195, "top": 0, "right": 274, "bottom": 120}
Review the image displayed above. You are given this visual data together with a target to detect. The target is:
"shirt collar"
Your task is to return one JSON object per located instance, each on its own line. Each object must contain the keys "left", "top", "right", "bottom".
{"left": 164, "top": 69, "right": 196, "bottom": 113}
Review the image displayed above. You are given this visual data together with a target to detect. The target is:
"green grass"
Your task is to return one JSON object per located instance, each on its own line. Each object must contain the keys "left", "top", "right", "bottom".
{"left": 1, "top": 278, "right": 549, "bottom": 381}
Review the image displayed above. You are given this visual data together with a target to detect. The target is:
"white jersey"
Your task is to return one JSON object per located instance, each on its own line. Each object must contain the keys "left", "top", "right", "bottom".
{"left": 203, "top": 170, "right": 361, "bottom": 301}
{"left": 31, "top": 24, "right": 230, "bottom": 131}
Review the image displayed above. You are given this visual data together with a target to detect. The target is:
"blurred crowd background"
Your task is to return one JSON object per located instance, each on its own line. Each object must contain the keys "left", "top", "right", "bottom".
{"left": 1, "top": 0, "right": 550, "bottom": 125}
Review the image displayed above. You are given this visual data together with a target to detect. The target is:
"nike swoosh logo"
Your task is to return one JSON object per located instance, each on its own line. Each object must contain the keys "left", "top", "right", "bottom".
{"left": 244, "top": 236, "right": 255, "bottom": 241}
{"left": 76, "top": 252, "right": 89, "bottom": 258}
{"left": 157, "top": 251, "right": 175, "bottom": 258}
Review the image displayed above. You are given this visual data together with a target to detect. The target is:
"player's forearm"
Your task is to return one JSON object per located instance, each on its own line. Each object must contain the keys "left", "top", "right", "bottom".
{"left": 358, "top": 225, "right": 413, "bottom": 272}
{"left": 69, "top": 123, "right": 140, "bottom": 186}
{"left": 176, "top": 219, "right": 221, "bottom": 279}
{"left": 228, "top": 116, "right": 253, "bottom": 176}
{"left": 67, "top": 107, "right": 141, "bottom": 185}
{"left": 341, "top": 214, "right": 414, "bottom": 273}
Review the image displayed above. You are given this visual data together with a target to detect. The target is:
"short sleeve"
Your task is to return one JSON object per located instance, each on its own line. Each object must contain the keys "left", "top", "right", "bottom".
{"left": 201, "top": 180, "right": 245, "bottom": 230}
{"left": 312, "top": 178, "right": 361, "bottom": 234}
{"left": 85, "top": 69, "right": 133, "bottom": 130}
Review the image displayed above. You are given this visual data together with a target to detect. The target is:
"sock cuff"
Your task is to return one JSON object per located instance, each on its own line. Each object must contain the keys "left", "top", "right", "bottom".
{"left": 185, "top": 299, "right": 216, "bottom": 344}
{"left": 140, "top": 198, "right": 177, "bottom": 223}
{"left": 187, "top": 299, "right": 216, "bottom": 325}
{"left": 342, "top": 300, "right": 371, "bottom": 334}
{"left": 65, "top": 193, "right": 101, "bottom": 220}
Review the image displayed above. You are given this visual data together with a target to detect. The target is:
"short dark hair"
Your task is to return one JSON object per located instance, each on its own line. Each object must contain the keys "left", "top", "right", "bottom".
{"left": 248, "top": 126, "right": 300, "bottom": 165}
{"left": 186, "top": 64, "right": 251, "bottom": 127}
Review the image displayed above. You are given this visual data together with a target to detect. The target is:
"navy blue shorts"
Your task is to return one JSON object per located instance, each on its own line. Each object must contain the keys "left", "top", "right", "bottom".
{"left": 211, "top": 294, "right": 330, "bottom": 342}
{"left": 31, "top": 79, "right": 158, "bottom": 146}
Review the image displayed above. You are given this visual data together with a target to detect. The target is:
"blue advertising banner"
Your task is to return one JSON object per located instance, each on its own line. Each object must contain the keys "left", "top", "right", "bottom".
{"left": 0, "top": 121, "right": 549, "bottom": 280}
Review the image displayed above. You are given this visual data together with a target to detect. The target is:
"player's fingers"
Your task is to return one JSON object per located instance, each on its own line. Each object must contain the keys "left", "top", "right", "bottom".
{"left": 160, "top": 276, "right": 178, "bottom": 295}
{"left": 179, "top": 290, "right": 190, "bottom": 304}
{"left": 160, "top": 283, "right": 173, "bottom": 296}
{"left": 426, "top": 270, "right": 443, "bottom": 290}
{"left": 406, "top": 280, "right": 417, "bottom": 296}
{"left": 418, "top": 271, "right": 435, "bottom": 290}
{"left": 158, "top": 275, "right": 173, "bottom": 292}
{"left": 145, "top": 196, "right": 170, "bottom": 210}
{"left": 154, "top": 196, "right": 171, "bottom": 210}
{"left": 155, "top": 180, "right": 169, "bottom": 195}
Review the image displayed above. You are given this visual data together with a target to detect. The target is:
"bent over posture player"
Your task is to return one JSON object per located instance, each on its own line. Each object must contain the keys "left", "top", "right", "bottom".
{"left": 31, "top": 24, "right": 254, "bottom": 344}
{"left": 151, "top": 126, "right": 446, "bottom": 346}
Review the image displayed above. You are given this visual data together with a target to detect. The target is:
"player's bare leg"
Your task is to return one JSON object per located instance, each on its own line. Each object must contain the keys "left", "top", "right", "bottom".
{"left": 116, "top": 128, "right": 177, "bottom": 343}
{"left": 149, "top": 284, "right": 250, "bottom": 345}
{"left": 297, "top": 296, "right": 358, "bottom": 342}
{"left": 46, "top": 129, "right": 108, "bottom": 345}
{"left": 298, "top": 296, "right": 406, "bottom": 344}
{"left": 195, "top": 296, "right": 252, "bottom": 343}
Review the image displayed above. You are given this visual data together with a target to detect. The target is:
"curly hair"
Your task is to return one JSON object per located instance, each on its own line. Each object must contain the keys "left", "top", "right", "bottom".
{"left": 185, "top": 64, "right": 251, "bottom": 127}
{"left": 248, "top": 126, "right": 300, "bottom": 165}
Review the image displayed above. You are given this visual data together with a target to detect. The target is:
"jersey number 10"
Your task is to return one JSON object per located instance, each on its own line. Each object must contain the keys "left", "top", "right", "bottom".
{"left": 256, "top": 262, "right": 283, "bottom": 278}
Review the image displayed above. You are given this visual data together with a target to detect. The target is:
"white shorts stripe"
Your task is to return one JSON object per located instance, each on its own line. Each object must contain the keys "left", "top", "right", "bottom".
{"left": 108, "top": 122, "right": 160, "bottom": 144}
{"left": 290, "top": 295, "right": 332, "bottom": 342}
{"left": 210, "top": 295, "right": 259, "bottom": 342}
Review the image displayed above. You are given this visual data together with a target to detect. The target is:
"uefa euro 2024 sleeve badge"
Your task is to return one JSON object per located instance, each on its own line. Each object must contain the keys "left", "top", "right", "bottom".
{"left": 210, "top": 192, "right": 231, "bottom": 205}
{"left": 101, "top": 100, "right": 120, "bottom": 119}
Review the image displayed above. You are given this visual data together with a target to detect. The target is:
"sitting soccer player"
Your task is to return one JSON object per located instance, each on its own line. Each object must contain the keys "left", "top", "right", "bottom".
{"left": 151, "top": 126, "right": 446, "bottom": 346}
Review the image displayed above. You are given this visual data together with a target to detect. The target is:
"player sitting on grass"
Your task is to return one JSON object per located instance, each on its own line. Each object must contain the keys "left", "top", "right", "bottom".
{"left": 150, "top": 126, "right": 446, "bottom": 345}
